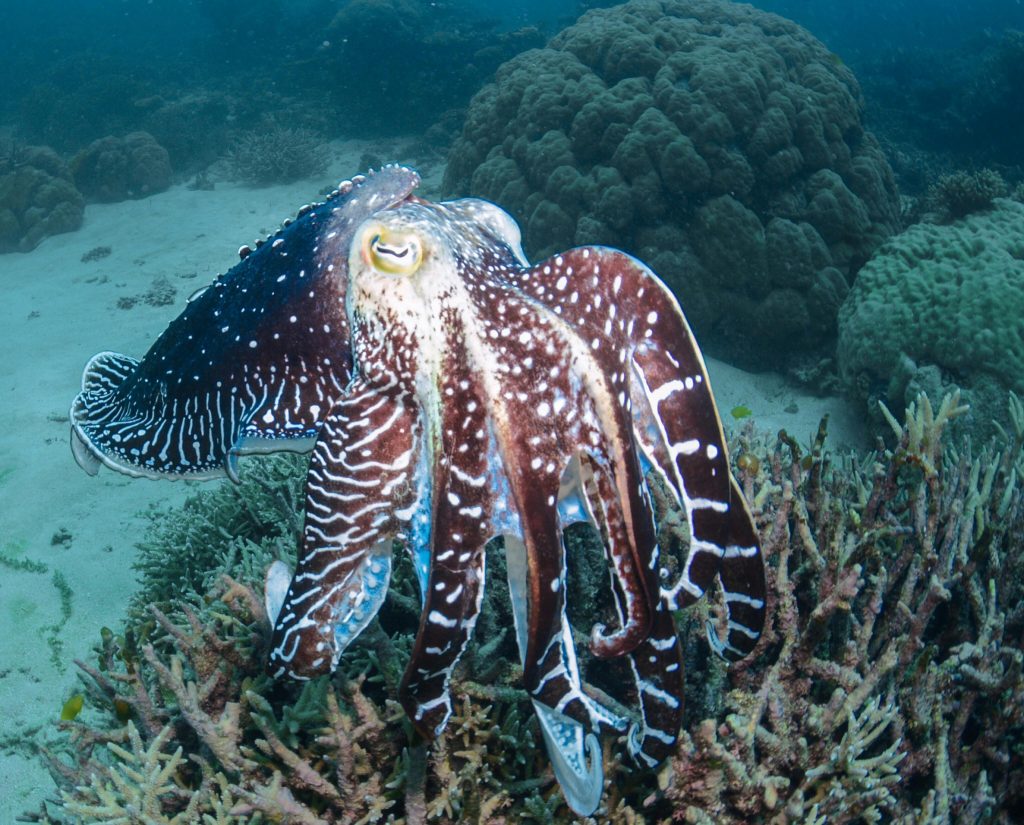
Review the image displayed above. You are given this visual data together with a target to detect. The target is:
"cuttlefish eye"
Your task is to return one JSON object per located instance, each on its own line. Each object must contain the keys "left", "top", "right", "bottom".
{"left": 363, "top": 225, "right": 423, "bottom": 275}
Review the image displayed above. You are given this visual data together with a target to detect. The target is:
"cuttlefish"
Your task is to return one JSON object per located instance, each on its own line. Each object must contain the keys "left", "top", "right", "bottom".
{"left": 71, "top": 166, "right": 765, "bottom": 815}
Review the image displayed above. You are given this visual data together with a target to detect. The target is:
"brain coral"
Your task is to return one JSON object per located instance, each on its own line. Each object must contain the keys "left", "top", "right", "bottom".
{"left": 838, "top": 199, "right": 1024, "bottom": 439}
{"left": 443, "top": 0, "right": 901, "bottom": 364}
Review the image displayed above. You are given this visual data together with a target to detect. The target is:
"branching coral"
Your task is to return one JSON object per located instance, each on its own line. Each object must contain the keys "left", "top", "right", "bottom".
{"left": 927, "top": 168, "right": 1007, "bottom": 220}
{"left": 129, "top": 453, "right": 307, "bottom": 619}
{"left": 58, "top": 722, "right": 198, "bottom": 824}
{"left": 656, "top": 392, "right": 1023, "bottom": 822}
{"left": 224, "top": 127, "right": 329, "bottom": 187}
{"left": 30, "top": 576, "right": 405, "bottom": 824}
{"left": 26, "top": 394, "right": 1023, "bottom": 823}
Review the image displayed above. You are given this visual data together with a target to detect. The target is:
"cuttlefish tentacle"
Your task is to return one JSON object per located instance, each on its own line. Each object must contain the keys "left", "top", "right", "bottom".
{"left": 627, "top": 301, "right": 766, "bottom": 652}
{"left": 513, "top": 477, "right": 627, "bottom": 733}
{"left": 399, "top": 534, "right": 487, "bottom": 737}
{"left": 518, "top": 246, "right": 765, "bottom": 653}
{"left": 574, "top": 451, "right": 685, "bottom": 767}
{"left": 504, "top": 531, "right": 608, "bottom": 817}
{"left": 267, "top": 379, "right": 420, "bottom": 678}
{"left": 498, "top": 251, "right": 670, "bottom": 660}
{"left": 574, "top": 450, "right": 660, "bottom": 659}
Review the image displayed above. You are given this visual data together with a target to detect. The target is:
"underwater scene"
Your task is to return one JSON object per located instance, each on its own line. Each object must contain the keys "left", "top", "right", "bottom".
{"left": 1, "top": 0, "right": 1022, "bottom": 821}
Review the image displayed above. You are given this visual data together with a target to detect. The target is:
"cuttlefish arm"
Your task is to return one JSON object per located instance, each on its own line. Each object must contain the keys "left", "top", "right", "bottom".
{"left": 509, "top": 246, "right": 766, "bottom": 659}
{"left": 266, "top": 379, "right": 420, "bottom": 678}
{"left": 396, "top": 360, "right": 493, "bottom": 739}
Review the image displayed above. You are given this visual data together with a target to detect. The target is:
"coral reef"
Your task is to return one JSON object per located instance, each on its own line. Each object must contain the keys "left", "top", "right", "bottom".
{"left": 27, "top": 391, "right": 1024, "bottom": 822}
{"left": 927, "top": 168, "right": 1008, "bottom": 221}
{"left": 223, "top": 126, "right": 329, "bottom": 187}
{"left": 0, "top": 143, "right": 84, "bottom": 253}
{"left": 443, "top": 0, "right": 901, "bottom": 366}
{"left": 662, "top": 392, "right": 1024, "bottom": 822}
{"left": 837, "top": 198, "right": 1024, "bottom": 442}
{"left": 312, "top": 0, "right": 543, "bottom": 136}
{"left": 16, "top": 56, "right": 159, "bottom": 155}
{"left": 70, "top": 132, "right": 173, "bottom": 202}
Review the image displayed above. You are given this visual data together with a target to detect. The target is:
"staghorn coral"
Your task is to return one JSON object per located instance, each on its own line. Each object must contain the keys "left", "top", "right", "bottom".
{"left": 58, "top": 722, "right": 199, "bottom": 823}
{"left": 30, "top": 577, "right": 407, "bottom": 824}
{"left": 659, "top": 392, "right": 1024, "bottom": 822}
{"left": 443, "top": 0, "right": 901, "bottom": 366}
{"left": 27, "top": 573, "right": 590, "bottom": 823}
{"left": 24, "top": 455, "right": 563, "bottom": 822}
{"left": 223, "top": 126, "right": 329, "bottom": 187}
{"left": 927, "top": 168, "right": 1008, "bottom": 221}
{"left": 27, "top": 392, "right": 1024, "bottom": 822}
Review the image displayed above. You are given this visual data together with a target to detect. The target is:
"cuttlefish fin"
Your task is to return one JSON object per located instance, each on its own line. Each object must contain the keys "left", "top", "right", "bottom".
{"left": 70, "top": 351, "right": 139, "bottom": 475}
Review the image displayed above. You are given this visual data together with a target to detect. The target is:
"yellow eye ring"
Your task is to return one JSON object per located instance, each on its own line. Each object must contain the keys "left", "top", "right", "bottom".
{"left": 363, "top": 225, "right": 423, "bottom": 275}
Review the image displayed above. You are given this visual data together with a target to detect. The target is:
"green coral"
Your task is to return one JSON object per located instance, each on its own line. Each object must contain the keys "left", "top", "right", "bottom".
{"left": 129, "top": 453, "right": 306, "bottom": 620}
{"left": 837, "top": 198, "right": 1024, "bottom": 441}
{"left": 444, "top": 0, "right": 900, "bottom": 365}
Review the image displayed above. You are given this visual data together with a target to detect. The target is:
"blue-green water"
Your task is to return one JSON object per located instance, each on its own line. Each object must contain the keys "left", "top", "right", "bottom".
{"left": 1, "top": 1, "right": 1022, "bottom": 821}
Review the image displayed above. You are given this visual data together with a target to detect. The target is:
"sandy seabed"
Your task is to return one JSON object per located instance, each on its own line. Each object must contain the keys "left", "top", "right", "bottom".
{"left": 0, "top": 142, "right": 865, "bottom": 819}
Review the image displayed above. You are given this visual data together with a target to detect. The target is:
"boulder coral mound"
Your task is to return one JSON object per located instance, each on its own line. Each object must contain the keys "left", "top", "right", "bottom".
{"left": 838, "top": 198, "right": 1024, "bottom": 440}
{"left": 70, "top": 131, "right": 172, "bottom": 202}
{"left": 0, "top": 144, "right": 85, "bottom": 253}
{"left": 443, "top": 0, "right": 900, "bottom": 365}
